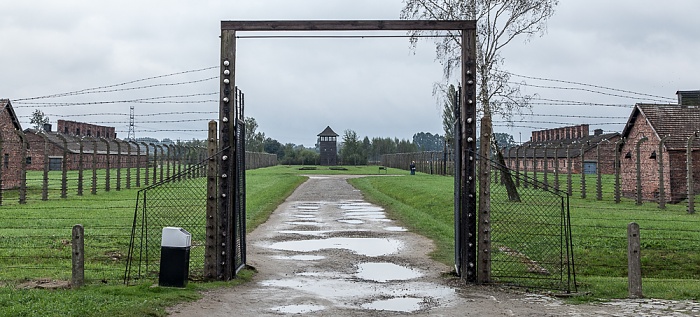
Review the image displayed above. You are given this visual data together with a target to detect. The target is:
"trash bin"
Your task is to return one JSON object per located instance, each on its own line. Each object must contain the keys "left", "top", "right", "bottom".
{"left": 159, "top": 227, "right": 191, "bottom": 287}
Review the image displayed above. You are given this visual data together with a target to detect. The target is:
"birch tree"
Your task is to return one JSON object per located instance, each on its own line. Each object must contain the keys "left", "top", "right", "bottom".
{"left": 401, "top": 0, "right": 557, "bottom": 156}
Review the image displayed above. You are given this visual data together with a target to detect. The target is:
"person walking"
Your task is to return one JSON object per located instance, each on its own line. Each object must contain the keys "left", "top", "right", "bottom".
{"left": 410, "top": 161, "right": 416, "bottom": 175}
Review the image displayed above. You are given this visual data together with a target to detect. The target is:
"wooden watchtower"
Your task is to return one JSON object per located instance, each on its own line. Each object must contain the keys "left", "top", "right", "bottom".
{"left": 317, "top": 126, "right": 339, "bottom": 166}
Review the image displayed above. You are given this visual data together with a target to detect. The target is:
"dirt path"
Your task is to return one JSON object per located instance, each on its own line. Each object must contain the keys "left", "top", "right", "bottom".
{"left": 167, "top": 175, "right": 700, "bottom": 316}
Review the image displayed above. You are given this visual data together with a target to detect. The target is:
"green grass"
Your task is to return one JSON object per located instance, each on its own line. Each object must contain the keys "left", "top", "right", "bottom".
{"left": 350, "top": 171, "right": 700, "bottom": 300}
{"left": 0, "top": 166, "right": 300, "bottom": 316}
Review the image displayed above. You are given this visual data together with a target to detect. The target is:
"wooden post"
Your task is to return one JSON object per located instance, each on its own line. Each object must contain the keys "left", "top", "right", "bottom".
{"left": 205, "top": 121, "right": 218, "bottom": 279}
{"left": 72, "top": 224, "right": 85, "bottom": 289}
{"left": 636, "top": 136, "right": 648, "bottom": 205}
{"left": 627, "top": 222, "right": 642, "bottom": 298}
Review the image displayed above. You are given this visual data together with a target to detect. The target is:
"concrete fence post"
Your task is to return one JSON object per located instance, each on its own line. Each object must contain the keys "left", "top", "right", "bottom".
{"left": 636, "top": 136, "right": 648, "bottom": 205}
{"left": 115, "top": 139, "right": 121, "bottom": 191}
{"left": 56, "top": 134, "right": 69, "bottom": 199}
{"left": 91, "top": 138, "right": 98, "bottom": 195}
{"left": 532, "top": 144, "right": 538, "bottom": 189}
{"left": 515, "top": 147, "right": 520, "bottom": 187}
{"left": 580, "top": 143, "right": 587, "bottom": 199}
{"left": 141, "top": 142, "right": 150, "bottom": 186}
{"left": 566, "top": 144, "right": 573, "bottom": 196}
{"left": 125, "top": 140, "right": 131, "bottom": 189}
{"left": 543, "top": 143, "right": 549, "bottom": 191}
{"left": 524, "top": 144, "right": 530, "bottom": 188}
{"left": 0, "top": 132, "right": 3, "bottom": 205}
{"left": 100, "top": 138, "right": 111, "bottom": 192}
{"left": 614, "top": 138, "right": 625, "bottom": 204}
{"left": 554, "top": 143, "right": 561, "bottom": 191}
{"left": 627, "top": 222, "right": 642, "bottom": 298}
{"left": 72, "top": 224, "right": 85, "bottom": 289}
{"left": 687, "top": 132, "right": 698, "bottom": 214}
{"left": 40, "top": 132, "right": 50, "bottom": 201}
{"left": 17, "top": 130, "right": 27, "bottom": 204}
{"left": 78, "top": 138, "right": 84, "bottom": 196}
{"left": 658, "top": 135, "right": 670, "bottom": 209}
{"left": 596, "top": 141, "right": 606, "bottom": 201}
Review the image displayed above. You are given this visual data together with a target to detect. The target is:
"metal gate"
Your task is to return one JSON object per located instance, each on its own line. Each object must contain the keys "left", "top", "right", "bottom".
{"left": 489, "top": 160, "right": 576, "bottom": 292}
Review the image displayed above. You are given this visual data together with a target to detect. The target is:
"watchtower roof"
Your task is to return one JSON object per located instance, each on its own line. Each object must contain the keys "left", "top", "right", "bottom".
{"left": 317, "top": 126, "right": 339, "bottom": 137}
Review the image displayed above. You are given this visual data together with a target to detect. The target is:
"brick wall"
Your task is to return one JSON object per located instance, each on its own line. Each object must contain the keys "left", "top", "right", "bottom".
{"left": 0, "top": 109, "right": 23, "bottom": 189}
{"left": 57, "top": 120, "right": 116, "bottom": 139}
{"left": 620, "top": 114, "right": 670, "bottom": 202}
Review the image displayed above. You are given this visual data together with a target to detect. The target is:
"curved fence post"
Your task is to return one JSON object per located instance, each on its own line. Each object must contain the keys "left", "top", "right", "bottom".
{"left": 553, "top": 142, "right": 561, "bottom": 191}
{"left": 614, "top": 138, "right": 625, "bottom": 203}
{"left": 150, "top": 143, "right": 158, "bottom": 185}
{"left": 596, "top": 140, "right": 610, "bottom": 201}
{"left": 566, "top": 143, "right": 573, "bottom": 196}
{"left": 141, "top": 142, "right": 150, "bottom": 186}
{"left": 580, "top": 142, "right": 587, "bottom": 199}
{"left": 635, "top": 136, "right": 649, "bottom": 205}
{"left": 165, "top": 144, "right": 172, "bottom": 180}
{"left": 56, "top": 134, "right": 69, "bottom": 199}
{"left": 78, "top": 137, "right": 84, "bottom": 196}
{"left": 91, "top": 138, "right": 98, "bottom": 195}
{"left": 0, "top": 131, "right": 3, "bottom": 205}
{"left": 523, "top": 144, "right": 530, "bottom": 188}
{"left": 16, "top": 131, "right": 27, "bottom": 204}
{"left": 39, "top": 132, "right": 50, "bottom": 201}
{"left": 100, "top": 137, "right": 111, "bottom": 192}
{"left": 658, "top": 135, "right": 670, "bottom": 209}
{"left": 124, "top": 140, "right": 131, "bottom": 189}
{"left": 532, "top": 144, "right": 538, "bottom": 189}
{"left": 514, "top": 147, "right": 520, "bottom": 187}
{"left": 543, "top": 143, "right": 549, "bottom": 191}
{"left": 688, "top": 132, "right": 698, "bottom": 214}
{"left": 115, "top": 139, "right": 121, "bottom": 191}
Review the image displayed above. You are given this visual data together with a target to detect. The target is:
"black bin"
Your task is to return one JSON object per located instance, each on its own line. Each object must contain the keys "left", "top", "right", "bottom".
{"left": 159, "top": 227, "right": 191, "bottom": 287}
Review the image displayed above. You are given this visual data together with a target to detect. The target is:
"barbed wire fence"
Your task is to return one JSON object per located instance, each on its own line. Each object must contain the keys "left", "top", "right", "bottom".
{"left": 0, "top": 68, "right": 278, "bottom": 286}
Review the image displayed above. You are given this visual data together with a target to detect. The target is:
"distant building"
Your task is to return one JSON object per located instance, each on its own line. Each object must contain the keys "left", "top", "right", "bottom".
{"left": 0, "top": 99, "right": 27, "bottom": 189}
{"left": 57, "top": 120, "right": 116, "bottom": 139}
{"left": 620, "top": 92, "right": 700, "bottom": 203}
{"left": 23, "top": 123, "right": 146, "bottom": 171}
{"left": 317, "top": 126, "right": 339, "bottom": 166}
{"left": 504, "top": 124, "right": 620, "bottom": 175}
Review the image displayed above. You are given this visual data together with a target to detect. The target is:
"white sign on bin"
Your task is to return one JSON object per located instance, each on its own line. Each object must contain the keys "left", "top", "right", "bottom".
{"left": 161, "top": 227, "right": 191, "bottom": 248}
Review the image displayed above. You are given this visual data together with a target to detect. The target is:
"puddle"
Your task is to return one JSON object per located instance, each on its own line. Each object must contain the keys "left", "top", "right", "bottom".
{"left": 361, "top": 297, "right": 423, "bottom": 312}
{"left": 384, "top": 226, "right": 408, "bottom": 232}
{"left": 273, "top": 255, "right": 326, "bottom": 261}
{"left": 356, "top": 262, "right": 423, "bottom": 282}
{"left": 337, "top": 219, "right": 364, "bottom": 224}
{"left": 272, "top": 304, "right": 325, "bottom": 314}
{"left": 344, "top": 211, "right": 386, "bottom": 219}
{"left": 295, "top": 204, "right": 320, "bottom": 209}
{"left": 268, "top": 238, "right": 402, "bottom": 257}
{"left": 308, "top": 176, "right": 329, "bottom": 179}
{"left": 278, "top": 230, "right": 333, "bottom": 236}
{"left": 293, "top": 214, "right": 317, "bottom": 218}
{"left": 340, "top": 204, "right": 384, "bottom": 213}
{"left": 285, "top": 221, "right": 322, "bottom": 226}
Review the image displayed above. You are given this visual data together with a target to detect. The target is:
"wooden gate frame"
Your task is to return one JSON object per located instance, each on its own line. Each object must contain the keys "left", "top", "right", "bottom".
{"left": 218, "top": 20, "right": 478, "bottom": 282}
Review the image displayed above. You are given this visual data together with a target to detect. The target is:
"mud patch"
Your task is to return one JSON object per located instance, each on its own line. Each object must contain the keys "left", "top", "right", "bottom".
{"left": 268, "top": 237, "right": 402, "bottom": 257}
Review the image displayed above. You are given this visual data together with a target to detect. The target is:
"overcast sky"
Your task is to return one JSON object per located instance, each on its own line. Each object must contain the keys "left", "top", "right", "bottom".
{"left": 1, "top": 1, "right": 699, "bottom": 147}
